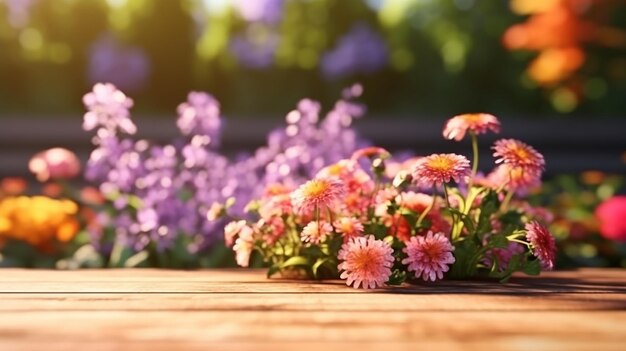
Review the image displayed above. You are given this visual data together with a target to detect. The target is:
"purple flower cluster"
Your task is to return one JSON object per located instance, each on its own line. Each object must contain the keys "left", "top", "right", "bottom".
{"left": 229, "top": 29, "right": 280, "bottom": 69}
{"left": 320, "top": 23, "right": 388, "bottom": 80}
{"left": 88, "top": 33, "right": 151, "bottom": 93}
{"left": 83, "top": 82, "right": 367, "bottom": 260}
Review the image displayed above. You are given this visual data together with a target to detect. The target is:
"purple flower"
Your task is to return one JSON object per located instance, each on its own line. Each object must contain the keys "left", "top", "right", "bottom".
{"left": 177, "top": 92, "right": 222, "bottom": 145}
{"left": 321, "top": 23, "right": 388, "bottom": 79}
{"left": 88, "top": 33, "right": 150, "bottom": 93}
{"left": 229, "top": 28, "right": 279, "bottom": 69}
{"left": 82, "top": 83, "right": 136, "bottom": 134}
{"left": 83, "top": 83, "right": 370, "bottom": 263}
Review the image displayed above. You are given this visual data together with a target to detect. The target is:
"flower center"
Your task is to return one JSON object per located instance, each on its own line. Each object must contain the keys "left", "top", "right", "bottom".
{"left": 423, "top": 242, "right": 442, "bottom": 263}
{"left": 428, "top": 156, "right": 455, "bottom": 172}
{"left": 302, "top": 180, "right": 329, "bottom": 198}
{"left": 353, "top": 249, "right": 377, "bottom": 272}
{"left": 512, "top": 145, "right": 531, "bottom": 162}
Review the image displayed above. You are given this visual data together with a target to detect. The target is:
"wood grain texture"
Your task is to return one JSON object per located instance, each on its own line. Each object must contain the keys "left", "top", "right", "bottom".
{"left": 0, "top": 268, "right": 624, "bottom": 351}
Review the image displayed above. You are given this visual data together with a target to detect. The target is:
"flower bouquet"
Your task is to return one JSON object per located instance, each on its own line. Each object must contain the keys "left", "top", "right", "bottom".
{"left": 221, "top": 114, "right": 557, "bottom": 288}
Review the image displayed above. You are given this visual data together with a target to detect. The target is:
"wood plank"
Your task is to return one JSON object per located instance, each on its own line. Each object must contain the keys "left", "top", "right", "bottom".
{"left": 0, "top": 311, "right": 623, "bottom": 344}
{"left": 0, "top": 268, "right": 624, "bottom": 294}
{"left": 0, "top": 268, "right": 623, "bottom": 350}
{"left": 0, "top": 292, "right": 625, "bottom": 312}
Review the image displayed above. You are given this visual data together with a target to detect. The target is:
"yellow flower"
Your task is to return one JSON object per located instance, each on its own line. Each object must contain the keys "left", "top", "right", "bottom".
{"left": 0, "top": 196, "right": 81, "bottom": 249}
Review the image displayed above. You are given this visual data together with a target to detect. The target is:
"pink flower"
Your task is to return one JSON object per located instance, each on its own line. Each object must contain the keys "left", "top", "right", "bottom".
{"left": 291, "top": 178, "right": 345, "bottom": 215}
{"left": 301, "top": 220, "right": 333, "bottom": 244}
{"left": 233, "top": 225, "right": 254, "bottom": 267}
{"left": 256, "top": 216, "right": 286, "bottom": 245}
{"left": 402, "top": 232, "right": 455, "bottom": 281}
{"left": 333, "top": 217, "right": 364, "bottom": 240}
{"left": 224, "top": 220, "right": 246, "bottom": 247}
{"left": 443, "top": 113, "right": 501, "bottom": 141}
{"left": 493, "top": 139, "right": 545, "bottom": 174}
{"left": 412, "top": 153, "right": 470, "bottom": 187}
{"left": 350, "top": 146, "right": 390, "bottom": 161}
{"left": 487, "top": 164, "right": 541, "bottom": 193}
{"left": 525, "top": 221, "right": 556, "bottom": 270}
{"left": 338, "top": 235, "right": 394, "bottom": 289}
{"left": 29, "top": 148, "right": 81, "bottom": 182}
{"left": 595, "top": 196, "right": 626, "bottom": 241}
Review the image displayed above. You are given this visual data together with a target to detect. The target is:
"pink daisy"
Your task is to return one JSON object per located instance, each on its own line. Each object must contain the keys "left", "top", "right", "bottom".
{"left": 338, "top": 235, "right": 394, "bottom": 289}
{"left": 487, "top": 164, "right": 542, "bottom": 193}
{"left": 412, "top": 153, "right": 470, "bottom": 187}
{"left": 291, "top": 178, "right": 345, "bottom": 215}
{"left": 233, "top": 225, "right": 254, "bottom": 267}
{"left": 443, "top": 113, "right": 501, "bottom": 141}
{"left": 402, "top": 232, "right": 455, "bottom": 281}
{"left": 224, "top": 220, "right": 246, "bottom": 247}
{"left": 333, "top": 217, "right": 364, "bottom": 240}
{"left": 301, "top": 220, "right": 333, "bottom": 245}
{"left": 525, "top": 221, "right": 556, "bottom": 270}
{"left": 492, "top": 139, "right": 545, "bottom": 173}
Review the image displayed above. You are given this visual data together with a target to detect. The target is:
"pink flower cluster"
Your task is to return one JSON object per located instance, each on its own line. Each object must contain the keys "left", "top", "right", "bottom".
{"left": 220, "top": 111, "right": 557, "bottom": 289}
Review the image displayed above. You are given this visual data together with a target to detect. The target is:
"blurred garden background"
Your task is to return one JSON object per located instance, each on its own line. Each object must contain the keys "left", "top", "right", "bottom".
{"left": 0, "top": 0, "right": 625, "bottom": 269}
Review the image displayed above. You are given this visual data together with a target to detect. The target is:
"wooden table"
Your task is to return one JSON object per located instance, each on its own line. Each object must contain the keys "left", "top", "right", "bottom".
{"left": 0, "top": 268, "right": 624, "bottom": 350}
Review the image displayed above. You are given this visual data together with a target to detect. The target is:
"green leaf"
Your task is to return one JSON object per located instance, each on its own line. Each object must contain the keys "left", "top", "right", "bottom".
{"left": 124, "top": 250, "right": 150, "bottom": 268}
{"left": 522, "top": 259, "right": 541, "bottom": 276}
{"left": 267, "top": 264, "right": 281, "bottom": 278}
{"left": 127, "top": 195, "right": 143, "bottom": 209}
{"left": 109, "top": 240, "right": 134, "bottom": 268}
{"left": 312, "top": 258, "right": 328, "bottom": 279}
{"left": 488, "top": 234, "right": 509, "bottom": 249}
{"left": 387, "top": 269, "right": 407, "bottom": 285}
{"left": 281, "top": 256, "right": 310, "bottom": 269}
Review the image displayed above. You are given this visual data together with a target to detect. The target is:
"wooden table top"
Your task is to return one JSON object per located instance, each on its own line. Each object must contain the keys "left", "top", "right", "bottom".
{"left": 0, "top": 268, "right": 624, "bottom": 351}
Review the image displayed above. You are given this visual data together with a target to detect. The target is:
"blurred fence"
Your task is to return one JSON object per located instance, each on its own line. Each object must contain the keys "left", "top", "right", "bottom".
{"left": 1, "top": 116, "right": 625, "bottom": 179}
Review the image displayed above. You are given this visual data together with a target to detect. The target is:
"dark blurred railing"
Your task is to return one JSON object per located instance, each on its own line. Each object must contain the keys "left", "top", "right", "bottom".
{"left": 1, "top": 115, "right": 625, "bottom": 178}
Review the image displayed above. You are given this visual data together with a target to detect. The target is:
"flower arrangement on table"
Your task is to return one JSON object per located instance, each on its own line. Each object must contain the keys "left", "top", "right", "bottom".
{"left": 221, "top": 113, "right": 557, "bottom": 288}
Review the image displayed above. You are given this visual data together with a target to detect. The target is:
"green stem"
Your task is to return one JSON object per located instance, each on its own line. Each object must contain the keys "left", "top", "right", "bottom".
{"left": 416, "top": 188, "right": 437, "bottom": 227}
{"left": 443, "top": 184, "right": 456, "bottom": 238}
{"left": 500, "top": 189, "right": 515, "bottom": 212}
{"left": 508, "top": 238, "right": 529, "bottom": 246}
{"left": 467, "top": 132, "right": 479, "bottom": 191}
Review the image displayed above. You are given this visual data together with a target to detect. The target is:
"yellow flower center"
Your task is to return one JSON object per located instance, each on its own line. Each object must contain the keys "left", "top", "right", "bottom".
{"left": 302, "top": 179, "right": 329, "bottom": 198}
{"left": 428, "top": 156, "right": 455, "bottom": 172}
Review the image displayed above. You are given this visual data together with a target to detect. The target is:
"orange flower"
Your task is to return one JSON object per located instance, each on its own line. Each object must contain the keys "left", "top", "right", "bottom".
{"left": 527, "top": 47, "right": 585, "bottom": 85}
{"left": 0, "top": 196, "right": 81, "bottom": 249}
{"left": 0, "top": 177, "right": 27, "bottom": 196}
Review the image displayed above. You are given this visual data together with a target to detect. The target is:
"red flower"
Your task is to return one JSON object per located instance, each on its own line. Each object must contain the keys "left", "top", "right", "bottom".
{"left": 595, "top": 196, "right": 626, "bottom": 242}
